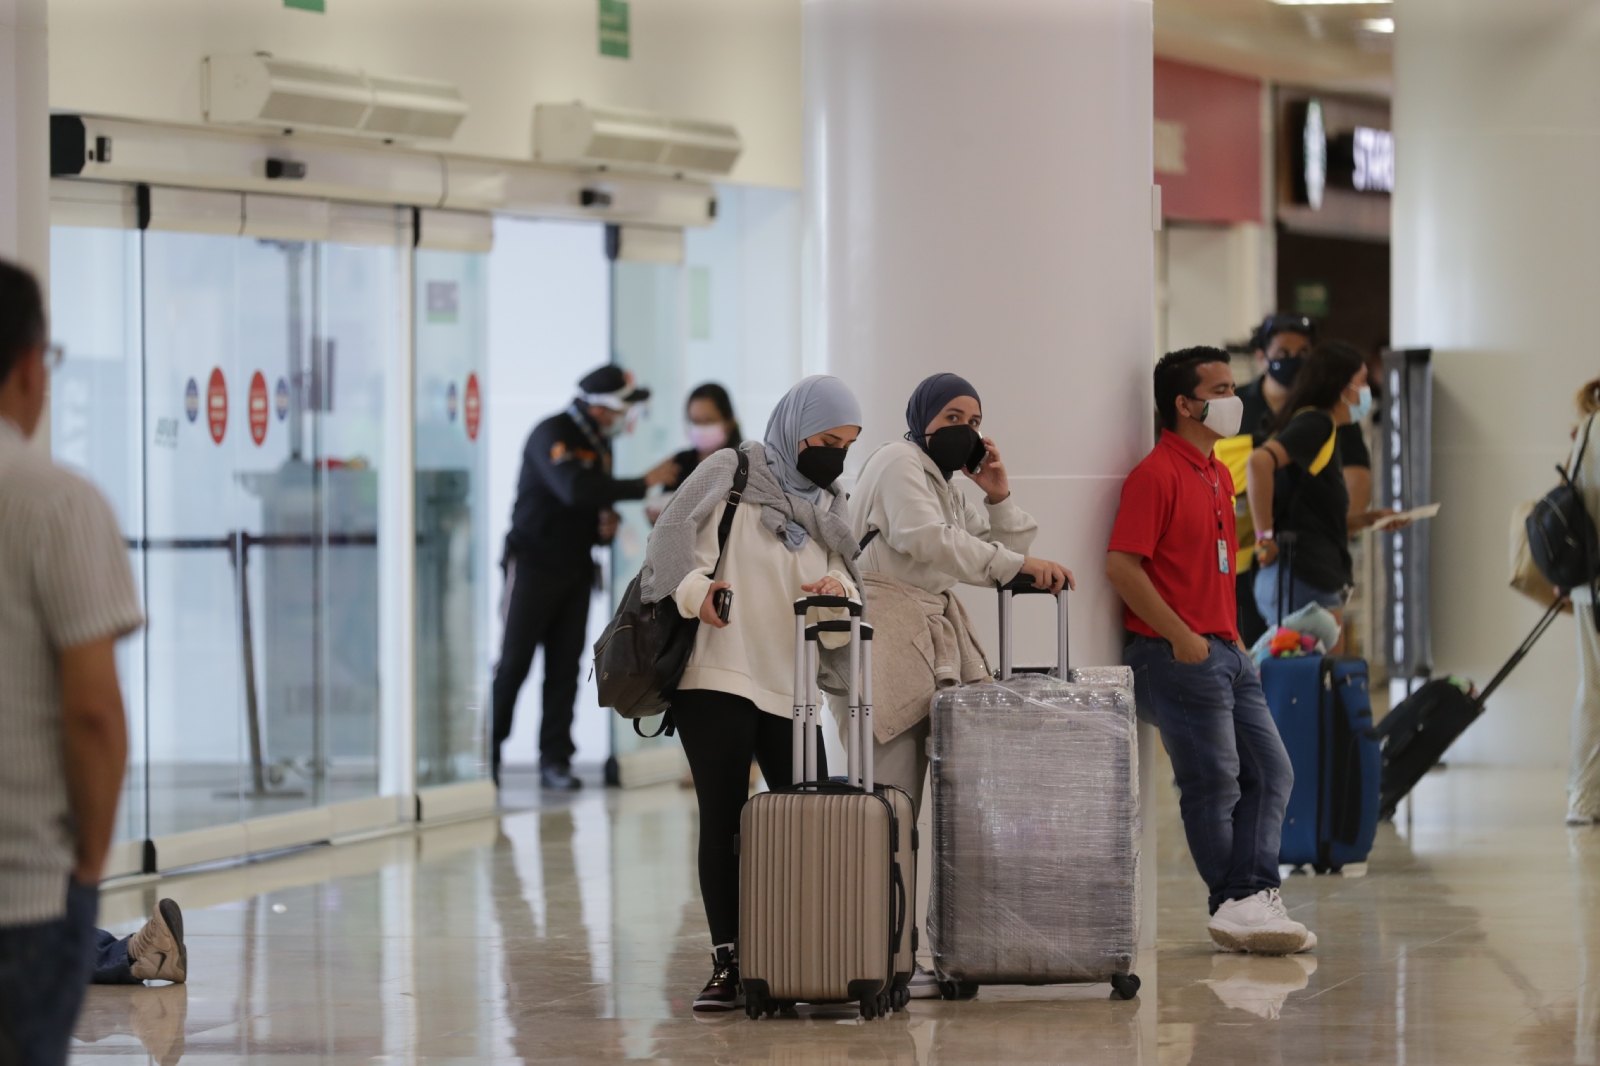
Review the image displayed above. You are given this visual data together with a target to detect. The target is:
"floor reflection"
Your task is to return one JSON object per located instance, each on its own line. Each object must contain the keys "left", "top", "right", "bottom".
{"left": 74, "top": 760, "right": 1600, "bottom": 1065}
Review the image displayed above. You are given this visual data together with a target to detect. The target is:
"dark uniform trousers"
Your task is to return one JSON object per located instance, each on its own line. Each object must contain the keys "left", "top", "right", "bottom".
{"left": 492, "top": 556, "right": 595, "bottom": 773}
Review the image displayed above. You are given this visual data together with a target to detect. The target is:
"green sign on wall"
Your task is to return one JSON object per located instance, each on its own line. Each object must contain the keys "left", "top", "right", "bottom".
{"left": 1294, "top": 281, "right": 1330, "bottom": 318}
{"left": 284, "top": 0, "right": 326, "bottom": 11}
{"left": 600, "top": 0, "right": 630, "bottom": 58}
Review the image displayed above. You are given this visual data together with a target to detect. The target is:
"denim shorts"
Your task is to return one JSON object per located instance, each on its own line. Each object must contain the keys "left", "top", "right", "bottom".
{"left": 1253, "top": 561, "right": 1348, "bottom": 630}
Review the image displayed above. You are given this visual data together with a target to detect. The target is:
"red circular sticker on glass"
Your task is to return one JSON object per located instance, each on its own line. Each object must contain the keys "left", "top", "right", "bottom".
{"left": 464, "top": 373, "right": 482, "bottom": 442}
{"left": 207, "top": 368, "right": 228, "bottom": 444}
{"left": 248, "top": 371, "right": 269, "bottom": 446}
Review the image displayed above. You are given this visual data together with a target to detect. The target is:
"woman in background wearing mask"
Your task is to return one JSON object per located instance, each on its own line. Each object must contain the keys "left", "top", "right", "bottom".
{"left": 846, "top": 372, "right": 1072, "bottom": 999}
{"left": 1246, "top": 341, "right": 1400, "bottom": 645}
{"left": 674, "top": 382, "right": 743, "bottom": 483}
{"left": 639, "top": 375, "right": 865, "bottom": 1013}
{"left": 649, "top": 383, "right": 744, "bottom": 524}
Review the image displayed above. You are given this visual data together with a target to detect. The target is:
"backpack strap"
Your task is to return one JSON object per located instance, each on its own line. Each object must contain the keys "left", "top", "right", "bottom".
{"left": 1283, "top": 407, "right": 1339, "bottom": 477}
{"left": 1569, "top": 414, "right": 1596, "bottom": 485}
{"left": 711, "top": 450, "right": 749, "bottom": 577}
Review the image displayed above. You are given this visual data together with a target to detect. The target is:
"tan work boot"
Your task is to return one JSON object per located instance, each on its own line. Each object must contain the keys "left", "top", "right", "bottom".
{"left": 128, "top": 899, "right": 187, "bottom": 983}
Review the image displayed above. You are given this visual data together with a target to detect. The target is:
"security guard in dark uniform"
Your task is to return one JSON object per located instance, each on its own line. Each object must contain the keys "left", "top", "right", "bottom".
{"left": 492, "top": 365, "right": 679, "bottom": 789}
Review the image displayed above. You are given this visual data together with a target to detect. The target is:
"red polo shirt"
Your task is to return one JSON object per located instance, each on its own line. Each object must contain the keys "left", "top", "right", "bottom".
{"left": 1109, "top": 430, "right": 1240, "bottom": 642}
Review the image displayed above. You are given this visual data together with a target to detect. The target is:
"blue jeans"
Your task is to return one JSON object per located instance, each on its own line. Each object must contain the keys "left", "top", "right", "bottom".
{"left": 0, "top": 879, "right": 99, "bottom": 1066}
{"left": 91, "top": 929, "right": 136, "bottom": 984}
{"left": 1126, "top": 634, "right": 1294, "bottom": 913}
{"left": 1253, "top": 561, "right": 1345, "bottom": 631}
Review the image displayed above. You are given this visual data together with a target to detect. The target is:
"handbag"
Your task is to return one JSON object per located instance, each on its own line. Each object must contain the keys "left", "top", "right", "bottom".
{"left": 593, "top": 450, "right": 748, "bottom": 732}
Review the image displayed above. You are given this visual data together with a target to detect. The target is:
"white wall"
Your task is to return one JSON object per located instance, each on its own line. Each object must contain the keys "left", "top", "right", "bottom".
{"left": 485, "top": 216, "right": 613, "bottom": 768}
{"left": 1392, "top": 0, "right": 1600, "bottom": 765}
{"left": 1160, "top": 222, "right": 1271, "bottom": 356}
{"left": 48, "top": 0, "right": 802, "bottom": 189}
{"left": 806, "top": 0, "right": 1155, "bottom": 675}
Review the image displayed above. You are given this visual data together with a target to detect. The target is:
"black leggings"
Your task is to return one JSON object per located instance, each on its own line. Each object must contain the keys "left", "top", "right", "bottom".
{"left": 673, "top": 688, "right": 829, "bottom": 947}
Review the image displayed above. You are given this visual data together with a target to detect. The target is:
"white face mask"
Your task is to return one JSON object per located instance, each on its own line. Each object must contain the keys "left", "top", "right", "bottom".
{"left": 1191, "top": 394, "right": 1244, "bottom": 438}
{"left": 687, "top": 422, "right": 727, "bottom": 453}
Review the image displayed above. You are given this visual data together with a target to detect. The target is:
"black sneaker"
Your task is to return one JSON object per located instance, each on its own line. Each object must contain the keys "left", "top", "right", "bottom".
{"left": 693, "top": 945, "right": 743, "bottom": 1012}
{"left": 539, "top": 764, "right": 582, "bottom": 790}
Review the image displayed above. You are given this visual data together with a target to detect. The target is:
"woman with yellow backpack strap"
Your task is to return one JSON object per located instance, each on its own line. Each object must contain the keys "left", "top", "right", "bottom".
{"left": 1245, "top": 341, "right": 1405, "bottom": 649}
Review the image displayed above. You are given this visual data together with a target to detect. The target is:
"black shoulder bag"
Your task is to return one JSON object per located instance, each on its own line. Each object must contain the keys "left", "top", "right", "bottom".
{"left": 593, "top": 450, "right": 748, "bottom": 733}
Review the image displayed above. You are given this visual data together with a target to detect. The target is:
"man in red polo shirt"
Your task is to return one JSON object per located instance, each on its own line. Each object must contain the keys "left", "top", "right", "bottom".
{"left": 1107, "top": 347, "right": 1314, "bottom": 956}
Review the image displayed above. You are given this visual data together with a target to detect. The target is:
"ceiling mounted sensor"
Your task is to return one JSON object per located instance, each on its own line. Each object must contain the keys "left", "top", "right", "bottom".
{"left": 533, "top": 103, "right": 742, "bottom": 178}
{"left": 204, "top": 54, "right": 467, "bottom": 142}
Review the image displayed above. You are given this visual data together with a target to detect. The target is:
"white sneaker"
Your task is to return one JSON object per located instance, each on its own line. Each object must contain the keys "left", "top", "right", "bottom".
{"left": 907, "top": 963, "right": 941, "bottom": 999}
{"left": 1207, "top": 889, "right": 1315, "bottom": 956}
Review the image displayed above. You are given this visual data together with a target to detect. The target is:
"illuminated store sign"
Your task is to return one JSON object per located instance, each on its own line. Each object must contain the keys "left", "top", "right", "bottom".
{"left": 1352, "top": 126, "right": 1395, "bottom": 193}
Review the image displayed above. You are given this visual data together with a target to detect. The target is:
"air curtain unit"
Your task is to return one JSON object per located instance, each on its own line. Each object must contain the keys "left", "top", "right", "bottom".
{"left": 204, "top": 55, "right": 468, "bottom": 142}
{"left": 533, "top": 102, "right": 742, "bottom": 177}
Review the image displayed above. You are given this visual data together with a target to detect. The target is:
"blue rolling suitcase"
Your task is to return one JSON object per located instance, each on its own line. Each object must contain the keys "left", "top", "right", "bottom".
{"left": 1261, "top": 655, "right": 1381, "bottom": 872}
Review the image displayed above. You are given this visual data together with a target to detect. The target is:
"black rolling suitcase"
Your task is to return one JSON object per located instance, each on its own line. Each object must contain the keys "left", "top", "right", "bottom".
{"left": 1375, "top": 598, "right": 1564, "bottom": 818}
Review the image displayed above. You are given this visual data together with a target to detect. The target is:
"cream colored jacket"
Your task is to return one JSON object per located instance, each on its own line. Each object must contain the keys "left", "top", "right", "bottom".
{"left": 674, "top": 501, "right": 858, "bottom": 718}
{"left": 851, "top": 440, "right": 1037, "bottom": 592}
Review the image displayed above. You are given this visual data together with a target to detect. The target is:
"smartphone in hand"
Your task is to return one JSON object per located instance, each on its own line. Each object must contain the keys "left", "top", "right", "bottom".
{"left": 712, "top": 587, "right": 733, "bottom": 623}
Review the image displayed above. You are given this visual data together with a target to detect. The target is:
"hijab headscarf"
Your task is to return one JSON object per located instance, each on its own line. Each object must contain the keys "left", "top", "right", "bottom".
{"left": 763, "top": 375, "right": 862, "bottom": 548}
{"left": 904, "top": 372, "right": 981, "bottom": 446}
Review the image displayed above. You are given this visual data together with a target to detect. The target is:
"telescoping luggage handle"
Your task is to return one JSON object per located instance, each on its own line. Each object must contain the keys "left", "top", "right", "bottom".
{"left": 792, "top": 596, "right": 873, "bottom": 791}
{"left": 996, "top": 574, "right": 1069, "bottom": 681}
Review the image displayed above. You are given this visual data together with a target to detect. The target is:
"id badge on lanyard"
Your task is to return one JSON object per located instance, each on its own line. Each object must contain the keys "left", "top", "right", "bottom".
{"left": 1217, "top": 538, "right": 1230, "bottom": 575}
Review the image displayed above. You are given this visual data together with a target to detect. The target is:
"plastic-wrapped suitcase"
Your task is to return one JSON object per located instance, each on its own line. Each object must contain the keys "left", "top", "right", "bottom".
{"left": 740, "top": 596, "right": 914, "bottom": 1020}
{"left": 927, "top": 577, "right": 1142, "bottom": 1002}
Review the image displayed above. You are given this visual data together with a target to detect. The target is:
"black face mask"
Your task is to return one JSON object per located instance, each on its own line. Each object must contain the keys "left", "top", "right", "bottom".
{"left": 1266, "top": 356, "right": 1303, "bottom": 387}
{"left": 795, "top": 445, "right": 847, "bottom": 490}
{"left": 924, "top": 424, "right": 984, "bottom": 477}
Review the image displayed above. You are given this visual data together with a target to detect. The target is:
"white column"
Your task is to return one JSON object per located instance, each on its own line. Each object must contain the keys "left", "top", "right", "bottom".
{"left": 805, "top": 0, "right": 1156, "bottom": 675}
{"left": 0, "top": 0, "right": 47, "bottom": 271}
{"left": 0, "top": 0, "right": 49, "bottom": 450}
{"left": 1393, "top": 0, "right": 1600, "bottom": 764}
{"left": 804, "top": 0, "right": 1158, "bottom": 999}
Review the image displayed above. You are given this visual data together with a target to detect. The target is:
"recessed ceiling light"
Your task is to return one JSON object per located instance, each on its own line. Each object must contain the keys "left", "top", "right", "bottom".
{"left": 1362, "top": 17, "right": 1395, "bottom": 32}
{"left": 1268, "top": 0, "right": 1392, "bottom": 5}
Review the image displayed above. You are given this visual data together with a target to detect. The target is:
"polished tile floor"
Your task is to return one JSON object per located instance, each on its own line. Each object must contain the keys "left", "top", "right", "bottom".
{"left": 76, "top": 756, "right": 1600, "bottom": 1065}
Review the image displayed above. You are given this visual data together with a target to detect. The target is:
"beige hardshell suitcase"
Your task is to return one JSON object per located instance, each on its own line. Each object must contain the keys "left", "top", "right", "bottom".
{"left": 739, "top": 596, "right": 913, "bottom": 1020}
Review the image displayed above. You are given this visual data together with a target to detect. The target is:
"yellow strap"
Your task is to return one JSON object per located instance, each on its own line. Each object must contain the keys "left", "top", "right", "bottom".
{"left": 1280, "top": 408, "right": 1338, "bottom": 477}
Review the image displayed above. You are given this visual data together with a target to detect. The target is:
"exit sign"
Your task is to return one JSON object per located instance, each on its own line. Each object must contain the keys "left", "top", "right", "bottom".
{"left": 600, "top": 0, "right": 630, "bottom": 58}
{"left": 285, "top": 0, "right": 325, "bottom": 10}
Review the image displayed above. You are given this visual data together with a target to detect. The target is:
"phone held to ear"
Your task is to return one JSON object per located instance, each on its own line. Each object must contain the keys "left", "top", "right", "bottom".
{"left": 713, "top": 587, "right": 733, "bottom": 623}
{"left": 965, "top": 436, "right": 988, "bottom": 475}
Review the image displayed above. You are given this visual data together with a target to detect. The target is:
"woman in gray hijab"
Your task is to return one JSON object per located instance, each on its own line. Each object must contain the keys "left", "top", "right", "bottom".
{"left": 639, "top": 374, "right": 866, "bottom": 1013}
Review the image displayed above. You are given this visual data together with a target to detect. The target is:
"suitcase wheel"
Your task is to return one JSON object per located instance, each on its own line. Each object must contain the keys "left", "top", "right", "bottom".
{"left": 938, "top": 979, "right": 979, "bottom": 1001}
{"left": 1110, "top": 974, "right": 1141, "bottom": 1001}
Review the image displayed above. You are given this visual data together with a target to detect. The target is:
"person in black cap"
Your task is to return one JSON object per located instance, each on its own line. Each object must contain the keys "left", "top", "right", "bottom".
{"left": 493, "top": 364, "right": 680, "bottom": 789}
{"left": 1238, "top": 314, "right": 1317, "bottom": 447}
{"left": 1231, "top": 314, "right": 1376, "bottom": 645}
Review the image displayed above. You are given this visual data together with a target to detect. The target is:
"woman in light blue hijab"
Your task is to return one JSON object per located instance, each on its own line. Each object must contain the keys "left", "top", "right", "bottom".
{"left": 638, "top": 373, "right": 865, "bottom": 1013}
{"left": 762, "top": 374, "right": 864, "bottom": 548}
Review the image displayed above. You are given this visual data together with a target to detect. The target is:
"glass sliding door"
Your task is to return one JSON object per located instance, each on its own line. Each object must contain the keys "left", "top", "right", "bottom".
{"left": 414, "top": 249, "right": 491, "bottom": 787}
{"left": 140, "top": 229, "right": 396, "bottom": 842}
{"left": 49, "top": 224, "right": 147, "bottom": 852}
